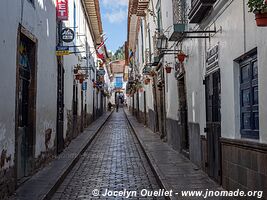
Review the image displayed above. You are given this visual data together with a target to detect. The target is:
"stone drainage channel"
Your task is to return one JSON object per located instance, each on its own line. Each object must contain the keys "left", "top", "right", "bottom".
{"left": 51, "top": 109, "right": 167, "bottom": 200}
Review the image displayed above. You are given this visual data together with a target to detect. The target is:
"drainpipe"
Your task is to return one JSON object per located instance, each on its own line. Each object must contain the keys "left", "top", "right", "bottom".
{"left": 243, "top": 0, "right": 247, "bottom": 53}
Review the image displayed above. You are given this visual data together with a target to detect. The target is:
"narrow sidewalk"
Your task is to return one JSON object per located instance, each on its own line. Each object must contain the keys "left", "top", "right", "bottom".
{"left": 124, "top": 109, "right": 229, "bottom": 200}
{"left": 9, "top": 111, "right": 112, "bottom": 200}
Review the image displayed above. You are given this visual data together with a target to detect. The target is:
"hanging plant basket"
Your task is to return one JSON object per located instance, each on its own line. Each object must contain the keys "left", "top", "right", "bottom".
{"left": 149, "top": 70, "right": 156, "bottom": 77}
{"left": 75, "top": 74, "right": 87, "bottom": 84}
{"left": 144, "top": 78, "right": 150, "bottom": 85}
{"left": 177, "top": 51, "right": 187, "bottom": 63}
{"left": 75, "top": 74, "right": 84, "bottom": 80}
{"left": 255, "top": 12, "right": 267, "bottom": 26}
{"left": 165, "top": 66, "right": 172, "bottom": 73}
{"left": 79, "top": 78, "right": 84, "bottom": 84}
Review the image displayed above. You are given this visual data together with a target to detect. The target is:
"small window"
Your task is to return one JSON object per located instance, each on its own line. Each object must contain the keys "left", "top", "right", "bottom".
{"left": 240, "top": 54, "right": 259, "bottom": 139}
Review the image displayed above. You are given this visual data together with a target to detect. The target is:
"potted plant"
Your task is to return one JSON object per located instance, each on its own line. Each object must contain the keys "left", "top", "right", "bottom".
{"left": 136, "top": 82, "right": 143, "bottom": 90}
{"left": 177, "top": 51, "right": 187, "bottom": 63}
{"left": 75, "top": 74, "right": 84, "bottom": 81}
{"left": 165, "top": 65, "right": 172, "bottom": 73}
{"left": 247, "top": 0, "right": 267, "bottom": 26}
{"left": 149, "top": 70, "right": 156, "bottom": 77}
{"left": 144, "top": 77, "right": 151, "bottom": 85}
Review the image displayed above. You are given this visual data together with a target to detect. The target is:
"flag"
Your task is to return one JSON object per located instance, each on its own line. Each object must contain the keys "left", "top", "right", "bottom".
{"left": 96, "top": 38, "right": 107, "bottom": 61}
{"left": 96, "top": 48, "right": 105, "bottom": 61}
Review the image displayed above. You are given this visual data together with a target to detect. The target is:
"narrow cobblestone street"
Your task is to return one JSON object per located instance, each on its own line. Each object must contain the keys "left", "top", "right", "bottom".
{"left": 52, "top": 109, "right": 163, "bottom": 200}
{"left": 1, "top": 0, "right": 267, "bottom": 199}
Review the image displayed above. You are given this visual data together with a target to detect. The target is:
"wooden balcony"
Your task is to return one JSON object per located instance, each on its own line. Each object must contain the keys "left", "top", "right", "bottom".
{"left": 188, "top": 0, "right": 217, "bottom": 23}
{"left": 129, "top": 0, "right": 149, "bottom": 16}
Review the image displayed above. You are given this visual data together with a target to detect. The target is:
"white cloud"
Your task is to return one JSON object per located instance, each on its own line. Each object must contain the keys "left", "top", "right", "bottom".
{"left": 105, "top": 8, "right": 127, "bottom": 23}
{"left": 102, "top": 0, "right": 128, "bottom": 8}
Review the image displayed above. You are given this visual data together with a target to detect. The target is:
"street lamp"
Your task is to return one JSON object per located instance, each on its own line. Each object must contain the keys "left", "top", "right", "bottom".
{"left": 156, "top": 34, "right": 168, "bottom": 50}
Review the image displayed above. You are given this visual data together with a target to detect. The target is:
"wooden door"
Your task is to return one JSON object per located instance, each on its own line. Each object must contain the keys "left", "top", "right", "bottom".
{"left": 17, "top": 32, "right": 36, "bottom": 180}
{"left": 205, "top": 70, "right": 222, "bottom": 183}
{"left": 178, "top": 76, "right": 189, "bottom": 153}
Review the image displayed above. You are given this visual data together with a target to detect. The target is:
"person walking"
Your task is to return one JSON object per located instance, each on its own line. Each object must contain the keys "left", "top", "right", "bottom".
{"left": 116, "top": 95, "right": 120, "bottom": 112}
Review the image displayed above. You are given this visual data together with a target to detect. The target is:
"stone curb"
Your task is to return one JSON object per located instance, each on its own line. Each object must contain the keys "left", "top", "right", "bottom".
{"left": 11, "top": 111, "right": 113, "bottom": 200}
{"left": 124, "top": 109, "right": 176, "bottom": 200}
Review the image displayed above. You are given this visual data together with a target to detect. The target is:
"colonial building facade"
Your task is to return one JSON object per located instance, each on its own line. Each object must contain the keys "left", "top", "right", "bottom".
{"left": 0, "top": 0, "right": 107, "bottom": 198}
{"left": 127, "top": 0, "right": 267, "bottom": 195}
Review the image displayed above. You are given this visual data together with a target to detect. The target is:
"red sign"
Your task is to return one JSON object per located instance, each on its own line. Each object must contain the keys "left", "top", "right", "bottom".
{"left": 56, "top": 0, "right": 68, "bottom": 20}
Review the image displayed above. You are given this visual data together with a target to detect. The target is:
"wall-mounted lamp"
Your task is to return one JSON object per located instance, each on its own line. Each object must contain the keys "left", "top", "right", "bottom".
{"left": 156, "top": 34, "right": 168, "bottom": 50}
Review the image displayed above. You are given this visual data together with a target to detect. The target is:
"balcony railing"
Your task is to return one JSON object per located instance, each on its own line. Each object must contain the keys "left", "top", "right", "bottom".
{"left": 169, "top": 0, "right": 217, "bottom": 41}
{"left": 169, "top": 0, "right": 187, "bottom": 41}
{"left": 188, "top": 0, "right": 217, "bottom": 23}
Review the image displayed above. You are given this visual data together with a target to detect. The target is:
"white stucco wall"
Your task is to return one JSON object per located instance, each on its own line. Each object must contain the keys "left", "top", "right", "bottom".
{"left": 22, "top": 0, "right": 58, "bottom": 157}
{"left": 0, "top": 0, "right": 58, "bottom": 166}
{"left": 160, "top": 0, "right": 180, "bottom": 121}
{"left": 0, "top": 0, "right": 102, "bottom": 171}
{"left": 0, "top": 0, "right": 19, "bottom": 168}
{"left": 63, "top": 0, "right": 97, "bottom": 138}
{"left": 183, "top": 0, "right": 267, "bottom": 142}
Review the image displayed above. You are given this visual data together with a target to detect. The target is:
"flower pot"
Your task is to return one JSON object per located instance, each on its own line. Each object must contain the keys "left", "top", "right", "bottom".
{"left": 255, "top": 13, "right": 267, "bottom": 26}
{"left": 144, "top": 78, "right": 150, "bottom": 85}
{"left": 79, "top": 78, "right": 84, "bottom": 84}
{"left": 149, "top": 71, "right": 156, "bottom": 77}
{"left": 75, "top": 74, "right": 83, "bottom": 80}
{"left": 177, "top": 52, "right": 187, "bottom": 63}
{"left": 165, "top": 66, "right": 172, "bottom": 73}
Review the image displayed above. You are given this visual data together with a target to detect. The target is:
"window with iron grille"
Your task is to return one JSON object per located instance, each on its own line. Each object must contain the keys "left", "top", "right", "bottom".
{"left": 240, "top": 54, "right": 259, "bottom": 139}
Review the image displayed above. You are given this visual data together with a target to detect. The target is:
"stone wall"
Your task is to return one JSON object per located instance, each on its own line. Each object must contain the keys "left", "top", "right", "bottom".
{"left": 201, "top": 135, "right": 208, "bottom": 173}
{"left": 166, "top": 118, "right": 181, "bottom": 152}
{"left": 148, "top": 109, "right": 157, "bottom": 133}
{"left": 221, "top": 138, "right": 267, "bottom": 199}
{"left": 137, "top": 111, "right": 146, "bottom": 125}
{"left": 188, "top": 122, "right": 202, "bottom": 167}
{"left": 33, "top": 148, "right": 56, "bottom": 174}
{"left": 0, "top": 167, "right": 15, "bottom": 200}
{"left": 65, "top": 110, "right": 74, "bottom": 146}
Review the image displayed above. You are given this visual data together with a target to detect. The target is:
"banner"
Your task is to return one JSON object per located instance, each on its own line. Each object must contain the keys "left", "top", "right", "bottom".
{"left": 96, "top": 38, "right": 108, "bottom": 62}
{"left": 56, "top": 0, "right": 68, "bottom": 21}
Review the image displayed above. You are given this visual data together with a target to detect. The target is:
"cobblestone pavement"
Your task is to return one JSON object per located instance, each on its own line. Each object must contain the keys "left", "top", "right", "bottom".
{"left": 51, "top": 110, "right": 164, "bottom": 200}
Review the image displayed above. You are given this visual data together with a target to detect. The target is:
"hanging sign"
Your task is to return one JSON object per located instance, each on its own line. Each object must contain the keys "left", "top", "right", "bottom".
{"left": 56, "top": 0, "right": 69, "bottom": 21}
{"left": 82, "top": 82, "right": 87, "bottom": 91}
{"left": 206, "top": 44, "right": 219, "bottom": 73}
{"left": 61, "top": 28, "right": 75, "bottom": 43}
{"left": 56, "top": 46, "right": 69, "bottom": 56}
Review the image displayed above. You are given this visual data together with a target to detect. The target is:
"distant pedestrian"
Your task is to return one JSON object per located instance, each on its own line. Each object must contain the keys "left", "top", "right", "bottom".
{"left": 116, "top": 95, "right": 120, "bottom": 112}
{"left": 116, "top": 103, "right": 119, "bottom": 112}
